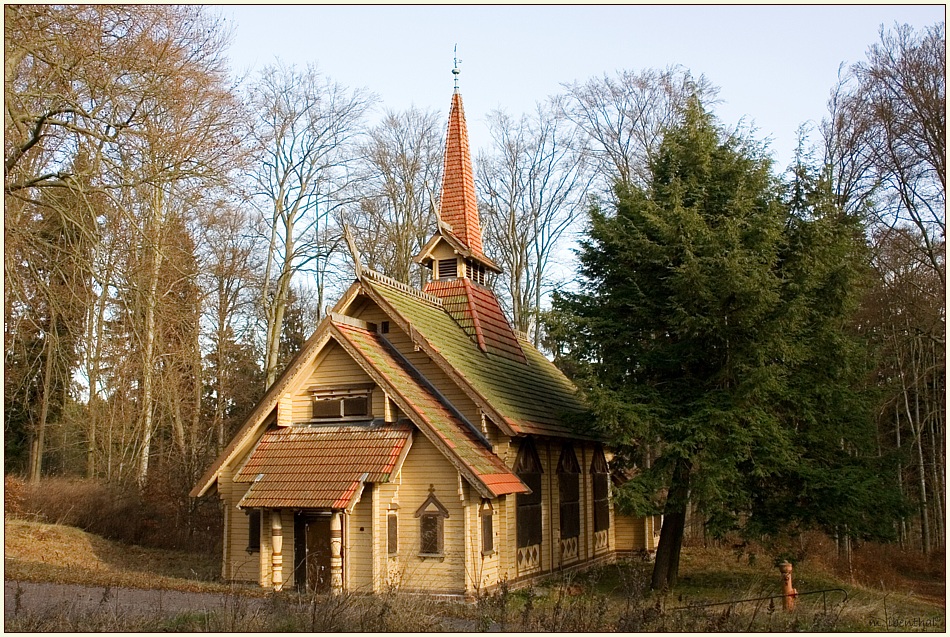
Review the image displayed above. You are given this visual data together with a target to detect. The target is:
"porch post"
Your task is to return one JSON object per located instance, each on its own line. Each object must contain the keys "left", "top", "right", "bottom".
{"left": 272, "top": 510, "right": 283, "bottom": 591}
{"left": 330, "top": 510, "right": 343, "bottom": 595}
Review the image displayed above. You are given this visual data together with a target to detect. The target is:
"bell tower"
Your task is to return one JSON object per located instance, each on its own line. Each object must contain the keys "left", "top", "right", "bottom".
{"left": 413, "top": 61, "right": 526, "bottom": 364}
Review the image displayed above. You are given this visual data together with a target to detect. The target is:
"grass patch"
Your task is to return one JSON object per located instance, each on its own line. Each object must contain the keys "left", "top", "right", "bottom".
{"left": 4, "top": 518, "right": 242, "bottom": 594}
{"left": 4, "top": 517, "right": 944, "bottom": 632}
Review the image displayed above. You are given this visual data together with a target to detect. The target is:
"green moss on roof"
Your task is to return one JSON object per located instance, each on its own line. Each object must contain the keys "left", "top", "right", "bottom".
{"left": 365, "top": 278, "right": 593, "bottom": 439}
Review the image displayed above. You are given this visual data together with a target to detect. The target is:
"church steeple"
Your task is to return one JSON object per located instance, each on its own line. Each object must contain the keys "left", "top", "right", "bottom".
{"left": 412, "top": 68, "right": 526, "bottom": 364}
{"left": 414, "top": 64, "right": 501, "bottom": 280}
{"left": 439, "top": 89, "right": 484, "bottom": 257}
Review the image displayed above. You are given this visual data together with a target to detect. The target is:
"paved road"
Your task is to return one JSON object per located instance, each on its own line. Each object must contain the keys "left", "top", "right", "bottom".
{"left": 4, "top": 580, "right": 266, "bottom": 620}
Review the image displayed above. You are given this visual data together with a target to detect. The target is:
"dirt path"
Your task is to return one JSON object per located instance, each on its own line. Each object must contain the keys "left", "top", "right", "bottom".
{"left": 4, "top": 580, "right": 266, "bottom": 620}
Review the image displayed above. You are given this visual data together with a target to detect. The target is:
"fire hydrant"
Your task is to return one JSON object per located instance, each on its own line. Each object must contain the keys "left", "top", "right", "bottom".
{"left": 778, "top": 560, "right": 797, "bottom": 611}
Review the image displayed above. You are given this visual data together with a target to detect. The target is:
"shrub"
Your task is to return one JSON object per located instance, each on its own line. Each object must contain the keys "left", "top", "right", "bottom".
{"left": 11, "top": 475, "right": 222, "bottom": 553}
{"left": 5, "top": 474, "right": 26, "bottom": 517}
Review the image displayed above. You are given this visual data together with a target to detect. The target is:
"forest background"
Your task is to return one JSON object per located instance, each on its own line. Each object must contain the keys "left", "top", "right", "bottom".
{"left": 4, "top": 5, "right": 944, "bottom": 565}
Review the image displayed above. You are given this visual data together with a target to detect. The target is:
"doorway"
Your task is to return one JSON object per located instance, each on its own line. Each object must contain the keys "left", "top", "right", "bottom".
{"left": 293, "top": 512, "right": 332, "bottom": 593}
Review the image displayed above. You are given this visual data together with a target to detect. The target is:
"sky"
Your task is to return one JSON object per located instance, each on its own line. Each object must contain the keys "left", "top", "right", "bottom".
{"left": 219, "top": 3, "right": 944, "bottom": 172}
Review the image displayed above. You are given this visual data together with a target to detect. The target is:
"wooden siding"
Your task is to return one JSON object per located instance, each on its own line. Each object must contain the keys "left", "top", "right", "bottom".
{"left": 466, "top": 492, "right": 501, "bottom": 594}
{"left": 347, "top": 485, "right": 375, "bottom": 592}
{"left": 293, "top": 342, "right": 374, "bottom": 422}
{"left": 222, "top": 480, "right": 261, "bottom": 583}
{"left": 615, "top": 513, "right": 661, "bottom": 554}
{"left": 388, "top": 432, "right": 466, "bottom": 594}
{"left": 376, "top": 480, "right": 401, "bottom": 592}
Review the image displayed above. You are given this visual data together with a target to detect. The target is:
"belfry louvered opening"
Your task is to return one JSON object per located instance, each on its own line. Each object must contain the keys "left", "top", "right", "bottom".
{"left": 437, "top": 258, "right": 458, "bottom": 279}
{"left": 465, "top": 260, "right": 486, "bottom": 285}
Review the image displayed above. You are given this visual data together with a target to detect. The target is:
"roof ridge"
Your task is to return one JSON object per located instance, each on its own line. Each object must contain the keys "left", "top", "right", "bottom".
{"left": 363, "top": 269, "right": 443, "bottom": 306}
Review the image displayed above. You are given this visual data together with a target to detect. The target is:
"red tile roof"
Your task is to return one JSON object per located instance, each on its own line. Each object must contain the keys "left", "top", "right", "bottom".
{"left": 234, "top": 423, "right": 411, "bottom": 509}
{"left": 439, "top": 92, "right": 484, "bottom": 257}
{"left": 424, "top": 278, "right": 527, "bottom": 364}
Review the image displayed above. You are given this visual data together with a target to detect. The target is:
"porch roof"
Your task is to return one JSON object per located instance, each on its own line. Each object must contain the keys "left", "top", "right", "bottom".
{"left": 234, "top": 422, "right": 411, "bottom": 510}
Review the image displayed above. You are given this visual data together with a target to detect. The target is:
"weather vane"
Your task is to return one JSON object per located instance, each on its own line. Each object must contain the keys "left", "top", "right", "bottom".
{"left": 452, "top": 44, "right": 462, "bottom": 91}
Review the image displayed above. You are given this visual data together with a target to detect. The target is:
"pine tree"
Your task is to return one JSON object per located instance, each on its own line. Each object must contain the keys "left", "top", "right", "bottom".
{"left": 550, "top": 97, "right": 896, "bottom": 589}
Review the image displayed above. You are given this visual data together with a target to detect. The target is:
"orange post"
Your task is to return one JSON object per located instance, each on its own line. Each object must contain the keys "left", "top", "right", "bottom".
{"left": 778, "top": 560, "right": 797, "bottom": 611}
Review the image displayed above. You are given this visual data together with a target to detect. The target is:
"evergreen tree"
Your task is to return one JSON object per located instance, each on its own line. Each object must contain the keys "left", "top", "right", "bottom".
{"left": 550, "top": 98, "right": 896, "bottom": 589}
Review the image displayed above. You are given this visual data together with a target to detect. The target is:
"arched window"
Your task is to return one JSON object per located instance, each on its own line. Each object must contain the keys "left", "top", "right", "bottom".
{"left": 514, "top": 438, "right": 543, "bottom": 551}
{"left": 591, "top": 445, "right": 610, "bottom": 533}
{"left": 557, "top": 445, "right": 580, "bottom": 541}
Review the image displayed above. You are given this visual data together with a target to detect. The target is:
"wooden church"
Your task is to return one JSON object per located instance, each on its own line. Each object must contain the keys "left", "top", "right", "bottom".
{"left": 192, "top": 75, "right": 659, "bottom": 597}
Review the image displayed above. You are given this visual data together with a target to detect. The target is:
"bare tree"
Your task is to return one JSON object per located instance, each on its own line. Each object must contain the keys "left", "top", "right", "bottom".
{"left": 477, "top": 97, "right": 592, "bottom": 346}
{"left": 561, "top": 65, "right": 719, "bottom": 191}
{"left": 197, "top": 199, "right": 263, "bottom": 450}
{"left": 822, "top": 22, "right": 945, "bottom": 554}
{"left": 348, "top": 106, "right": 443, "bottom": 286}
{"left": 246, "top": 61, "right": 374, "bottom": 388}
{"left": 4, "top": 5, "right": 246, "bottom": 486}
{"left": 823, "top": 22, "right": 945, "bottom": 284}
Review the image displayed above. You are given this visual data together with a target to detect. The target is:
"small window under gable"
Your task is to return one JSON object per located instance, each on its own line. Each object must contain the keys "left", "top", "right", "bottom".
{"left": 310, "top": 384, "right": 373, "bottom": 421}
{"left": 415, "top": 484, "right": 449, "bottom": 556}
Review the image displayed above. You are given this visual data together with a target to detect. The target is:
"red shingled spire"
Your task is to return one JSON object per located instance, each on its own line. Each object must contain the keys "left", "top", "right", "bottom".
{"left": 439, "top": 90, "right": 485, "bottom": 257}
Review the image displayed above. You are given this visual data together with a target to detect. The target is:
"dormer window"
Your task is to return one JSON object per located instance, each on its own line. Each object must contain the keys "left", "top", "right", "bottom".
{"left": 311, "top": 385, "right": 373, "bottom": 420}
{"left": 437, "top": 258, "right": 458, "bottom": 280}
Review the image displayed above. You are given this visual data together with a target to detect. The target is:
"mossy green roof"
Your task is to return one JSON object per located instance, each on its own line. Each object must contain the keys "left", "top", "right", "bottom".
{"left": 332, "top": 321, "right": 527, "bottom": 497}
{"left": 363, "top": 275, "right": 594, "bottom": 439}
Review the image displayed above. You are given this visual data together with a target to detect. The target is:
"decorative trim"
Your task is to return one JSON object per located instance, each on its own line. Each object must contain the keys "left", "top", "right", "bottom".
{"left": 517, "top": 544, "right": 541, "bottom": 573}
{"left": 364, "top": 269, "right": 443, "bottom": 306}
{"left": 414, "top": 484, "right": 450, "bottom": 518}
{"left": 560, "top": 536, "right": 579, "bottom": 563}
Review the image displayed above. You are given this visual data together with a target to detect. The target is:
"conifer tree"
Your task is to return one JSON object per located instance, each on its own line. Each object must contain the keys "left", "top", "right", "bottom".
{"left": 550, "top": 97, "right": 896, "bottom": 589}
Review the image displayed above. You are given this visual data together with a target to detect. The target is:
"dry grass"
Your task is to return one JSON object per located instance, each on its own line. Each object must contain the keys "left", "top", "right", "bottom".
{"left": 4, "top": 516, "right": 945, "bottom": 632}
{"left": 4, "top": 518, "right": 233, "bottom": 594}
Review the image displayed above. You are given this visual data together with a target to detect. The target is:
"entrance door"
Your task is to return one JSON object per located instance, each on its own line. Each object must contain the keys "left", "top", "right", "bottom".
{"left": 306, "top": 516, "right": 332, "bottom": 592}
{"left": 293, "top": 513, "right": 332, "bottom": 593}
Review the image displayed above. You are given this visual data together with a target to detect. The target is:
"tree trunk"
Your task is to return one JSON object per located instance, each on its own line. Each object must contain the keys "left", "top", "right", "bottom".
{"left": 28, "top": 320, "right": 56, "bottom": 484}
{"left": 651, "top": 458, "right": 691, "bottom": 590}
{"left": 136, "top": 188, "right": 164, "bottom": 488}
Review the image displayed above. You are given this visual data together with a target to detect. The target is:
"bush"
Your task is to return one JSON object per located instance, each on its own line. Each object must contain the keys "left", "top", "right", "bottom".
{"left": 9, "top": 476, "right": 218, "bottom": 553}
{"left": 5, "top": 474, "right": 26, "bottom": 517}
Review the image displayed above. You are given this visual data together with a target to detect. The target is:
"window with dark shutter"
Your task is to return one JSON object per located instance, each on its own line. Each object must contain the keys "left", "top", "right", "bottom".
{"left": 342, "top": 395, "right": 368, "bottom": 417}
{"left": 420, "top": 514, "right": 442, "bottom": 554}
{"left": 515, "top": 439, "right": 543, "bottom": 549}
{"left": 246, "top": 509, "right": 261, "bottom": 553}
{"left": 415, "top": 485, "right": 449, "bottom": 557}
{"left": 479, "top": 500, "right": 494, "bottom": 555}
{"left": 387, "top": 512, "right": 398, "bottom": 555}
{"left": 558, "top": 445, "right": 581, "bottom": 540}
{"left": 311, "top": 386, "right": 373, "bottom": 421}
{"left": 591, "top": 446, "right": 610, "bottom": 533}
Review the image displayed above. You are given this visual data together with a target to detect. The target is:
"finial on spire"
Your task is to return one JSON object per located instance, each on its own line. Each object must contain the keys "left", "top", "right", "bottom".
{"left": 452, "top": 44, "right": 461, "bottom": 92}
